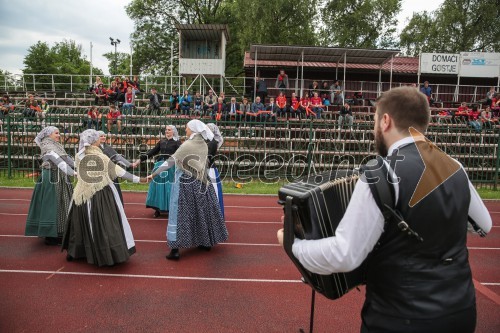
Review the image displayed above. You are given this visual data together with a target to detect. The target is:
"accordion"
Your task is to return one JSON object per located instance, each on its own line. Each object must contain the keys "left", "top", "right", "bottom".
{"left": 278, "top": 170, "right": 365, "bottom": 300}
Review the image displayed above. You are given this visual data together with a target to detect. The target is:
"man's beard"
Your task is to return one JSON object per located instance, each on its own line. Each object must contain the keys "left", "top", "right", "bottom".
{"left": 375, "top": 125, "right": 388, "bottom": 157}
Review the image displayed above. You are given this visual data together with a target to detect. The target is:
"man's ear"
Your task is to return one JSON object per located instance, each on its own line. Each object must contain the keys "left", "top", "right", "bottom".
{"left": 381, "top": 113, "right": 391, "bottom": 132}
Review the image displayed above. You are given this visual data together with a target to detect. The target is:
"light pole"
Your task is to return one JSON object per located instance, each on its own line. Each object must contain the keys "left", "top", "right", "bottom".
{"left": 109, "top": 37, "right": 121, "bottom": 75}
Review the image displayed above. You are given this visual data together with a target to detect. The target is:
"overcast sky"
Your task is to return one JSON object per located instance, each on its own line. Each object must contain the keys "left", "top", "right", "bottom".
{"left": 0, "top": 0, "right": 444, "bottom": 75}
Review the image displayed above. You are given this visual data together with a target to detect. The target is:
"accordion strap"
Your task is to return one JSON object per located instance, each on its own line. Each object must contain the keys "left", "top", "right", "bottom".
{"left": 363, "top": 156, "right": 424, "bottom": 242}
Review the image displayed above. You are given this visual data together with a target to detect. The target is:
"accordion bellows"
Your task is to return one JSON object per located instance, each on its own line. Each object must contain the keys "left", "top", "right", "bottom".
{"left": 278, "top": 170, "right": 364, "bottom": 300}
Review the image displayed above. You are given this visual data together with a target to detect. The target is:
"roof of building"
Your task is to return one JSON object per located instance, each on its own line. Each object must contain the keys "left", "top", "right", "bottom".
{"left": 244, "top": 45, "right": 418, "bottom": 74}
{"left": 175, "top": 24, "right": 230, "bottom": 41}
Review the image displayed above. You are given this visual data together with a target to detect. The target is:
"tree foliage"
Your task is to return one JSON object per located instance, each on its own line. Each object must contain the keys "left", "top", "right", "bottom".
{"left": 320, "top": 0, "right": 401, "bottom": 48}
{"left": 103, "top": 52, "right": 132, "bottom": 76}
{"left": 125, "top": 0, "right": 319, "bottom": 77}
{"left": 23, "top": 40, "right": 103, "bottom": 90}
{"left": 400, "top": 0, "right": 500, "bottom": 56}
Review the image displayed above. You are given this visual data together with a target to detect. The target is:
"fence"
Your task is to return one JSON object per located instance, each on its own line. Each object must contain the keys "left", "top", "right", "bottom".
{"left": 1, "top": 73, "right": 498, "bottom": 106}
{"left": 1, "top": 107, "right": 499, "bottom": 189}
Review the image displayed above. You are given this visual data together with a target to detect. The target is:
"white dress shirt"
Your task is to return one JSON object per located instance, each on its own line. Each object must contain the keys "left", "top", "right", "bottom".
{"left": 292, "top": 137, "right": 492, "bottom": 275}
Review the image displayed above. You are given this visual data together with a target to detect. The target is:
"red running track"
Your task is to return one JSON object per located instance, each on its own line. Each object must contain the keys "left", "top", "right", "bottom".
{"left": 0, "top": 188, "right": 499, "bottom": 332}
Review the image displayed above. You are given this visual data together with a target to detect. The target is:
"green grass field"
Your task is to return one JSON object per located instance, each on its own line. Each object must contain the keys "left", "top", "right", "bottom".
{"left": 1, "top": 172, "right": 499, "bottom": 199}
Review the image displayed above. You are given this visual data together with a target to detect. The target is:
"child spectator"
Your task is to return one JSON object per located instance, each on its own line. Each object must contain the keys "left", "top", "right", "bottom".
{"left": 275, "top": 69, "right": 289, "bottom": 93}
{"left": 94, "top": 84, "right": 108, "bottom": 106}
{"left": 23, "top": 94, "right": 39, "bottom": 118}
{"left": 122, "top": 86, "right": 135, "bottom": 115}
{"left": 310, "top": 92, "right": 324, "bottom": 119}
{"left": 193, "top": 91, "right": 204, "bottom": 117}
{"left": 0, "top": 95, "right": 13, "bottom": 119}
{"left": 37, "top": 98, "right": 50, "bottom": 124}
{"left": 298, "top": 93, "right": 311, "bottom": 120}
{"left": 169, "top": 91, "right": 179, "bottom": 114}
{"left": 276, "top": 91, "right": 287, "bottom": 118}
{"left": 87, "top": 106, "right": 102, "bottom": 130}
{"left": 289, "top": 92, "right": 300, "bottom": 119}
{"left": 107, "top": 105, "right": 122, "bottom": 132}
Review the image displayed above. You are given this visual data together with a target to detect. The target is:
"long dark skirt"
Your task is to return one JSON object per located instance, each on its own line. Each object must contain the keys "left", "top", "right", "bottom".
{"left": 25, "top": 168, "right": 73, "bottom": 237}
{"left": 62, "top": 185, "right": 136, "bottom": 267}
{"left": 167, "top": 170, "right": 228, "bottom": 249}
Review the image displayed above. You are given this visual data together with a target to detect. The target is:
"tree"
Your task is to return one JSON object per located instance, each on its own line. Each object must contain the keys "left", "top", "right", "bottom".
{"left": 320, "top": 0, "right": 401, "bottom": 49}
{"left": 126, "top": 0, "right": 320, "bottom": 79}
{"left": 23, "top": 40, "right": 103, "bottom": 91}
{"left": 103, "top": 52, "right": 132, "bottom": 76}
{"left": 400, "top": 0, "right": 500, "bottom": 56}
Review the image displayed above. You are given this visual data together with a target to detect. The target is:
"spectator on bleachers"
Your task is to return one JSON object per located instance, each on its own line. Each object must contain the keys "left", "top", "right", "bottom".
{"left": 225, "top": 97, "right": 239, "bottom": 121}
{"left": 23, "top": 94, "right": 39, "bottom": 118}
{"left": 179, "top": 90, "right": 192, "bottom": 116}
{"left": 169, "top": 90, "right": 179, "bottom": 114}
{"left": 310, "top": 92, "right": 324, "bottom": 119}
{"left": 491, "top": 93, "right": 500, "bottom": 114}
{"left": 330, "top": 80, "right": 344, "bottom": 105}
{"left": 94, "top": 84, "right": 108, "bottom": 106}
{"left": 132, "top": 76, "right": 141, "bottom": 92}
{"left": 213, "top": 97, "right": 226, "bottom": 121}
{"left": 122, "top": 86, "right": 135, "bottom": 116}
{"left": 148, "top": 87, "right": 163, "bottom": 115}
{"left": 247, "top": 96, "right": 265, "bottom": 122}
{"left": 352, "top": 91, "right": 363, "bottom": 106}
{"left": 289, "top": 92, "right": 300, "bottom": 119}
{"left": 106, "top": 81, "right": 119, "bottom": 105}
{"left": 309, "top": 81, "right": 320, "bottom": 98}
{"left": 219, "top": 91, "right": 227, "bottom": 104}
{"left": 486, "top": 87, "right": 497, "bottom": 107}
{"left": 256, "top": 77, "right": 268, "bottom": 102}
{"left": 275, "top": 69, "right": 289, "bottom": 94}
{"left": 238, "top": 97, "right": 251, "bottom": 119}
{"left": 455, "top": 102, "right": 470, "bottom": 122}
{"left": 0, "top": 95, "right": 13, "bottom": 119}
{"left": 87, "top": 106, "right": 102, "bottom": 130}
{"left": 276, "top": 91, "right": 287, "bottom": 119}
{"left": 338, "top": 102, "right": 353, "bottom": 129}
{"left": 420, "top": 81, "right": 433, "bottom": 105}
{"left": 266, "top": 97, "right": 278, "bottom": 122}
{"left": 480, "top": 106, "right": 497, "bottom": 130}
{"left": 193, "top": 91, "right": 204, "bottom": 117}
{"left": 468, "top": 106, "right": 482, "bottom": 132}
{"left": 92, "top": 76, "right": 103, "bottom": 91}
{"left": 107, "top": 105, "right": 122, "bottom": 132}
{"left": 204, "top": 90, "right": 216, "bottom": 116}
{"left": 321, "top": 81, "right": 331, "bottom": 106}
{"left": 298, "top": 92, "right": 311, "bottom": 120}
{"left": 37, "top": 98, "right": 50, "bottom": 124}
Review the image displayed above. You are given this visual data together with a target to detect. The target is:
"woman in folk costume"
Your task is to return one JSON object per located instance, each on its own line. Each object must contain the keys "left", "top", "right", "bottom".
{"left": 148, "top": 119, "right": 228, "bottom": 260}
{"left": 206, "top": 123, "right": 225, "bottom": 219}
{"left": 132, "top": 125, "right": 181, "bottom": 218}
{"left": 62, "top": 129, "right": 146, "bottom": 266}
{"left": 25, "top": 126, "right": 75, "bottom": 245}
{"left": 97, "top": 131, "right": 135, "bottom": 203}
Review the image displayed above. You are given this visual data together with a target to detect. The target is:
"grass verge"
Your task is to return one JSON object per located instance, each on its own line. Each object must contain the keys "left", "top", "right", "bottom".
{"left": 1, "top": 172, "right": 499, "bottom": 199}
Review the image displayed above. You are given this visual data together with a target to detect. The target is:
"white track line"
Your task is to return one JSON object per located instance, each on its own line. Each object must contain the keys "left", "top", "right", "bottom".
{"left": 0, "top": 269, "right": 301, "bottom": 283}
{"left": 482, "top": 283, "right": 500, "bottom": 286}
{"left": 1, "top": 235, "right": 498, "bottom": 249}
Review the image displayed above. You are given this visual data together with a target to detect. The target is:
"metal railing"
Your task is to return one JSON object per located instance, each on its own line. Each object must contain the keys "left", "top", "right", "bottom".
{"left": 1, "top": 73, "right": 497, "bottom": 106}
{"left": 1, "top": 109, "right": 499, "bottom": 189}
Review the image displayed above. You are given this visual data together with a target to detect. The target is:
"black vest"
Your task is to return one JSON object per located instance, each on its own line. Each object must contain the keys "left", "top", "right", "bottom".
{"left": 364, "top": 142, "right": 474, "bottom": 320}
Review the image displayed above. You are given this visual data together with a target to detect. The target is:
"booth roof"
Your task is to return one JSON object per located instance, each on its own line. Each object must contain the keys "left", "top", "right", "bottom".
{"left": 175, "top": 24, "right": 230, "bottom": 41}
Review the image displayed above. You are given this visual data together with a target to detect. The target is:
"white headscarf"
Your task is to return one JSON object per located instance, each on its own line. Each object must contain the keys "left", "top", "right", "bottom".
{"left": 34, "top": 126, "right": 58, "bottom": 147}
{"left": 78, "top": 129, "right": 100, "bottom": 158}
{"left": 97, "top": 131, "right": 106, "bottom": 137}
{"left": 187, "top": 119, "right": 214, "bottom": 141}
{"left": 165, "top": 125, "right": 179, "bottom": 141}
{"left": 206, "top": 123, "right": 224, "bottom": 149}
